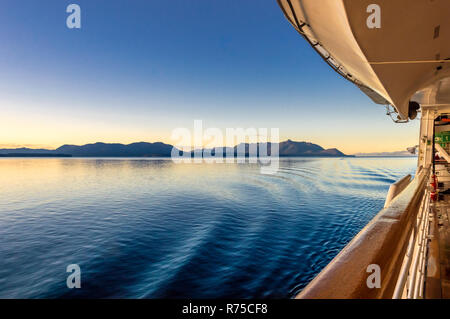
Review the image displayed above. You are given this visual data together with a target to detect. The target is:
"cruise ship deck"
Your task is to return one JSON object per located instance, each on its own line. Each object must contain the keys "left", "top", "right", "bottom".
{"left": 428, "top": 190, "right": 450, "bottom": 298}
{"left": 277, "top": 0, "right": 450, "bottom": 298}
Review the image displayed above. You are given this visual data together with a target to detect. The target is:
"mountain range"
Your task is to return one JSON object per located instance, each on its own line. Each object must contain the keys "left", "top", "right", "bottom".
{"left": 353, "top": 150, "right": 416, "bottom": 157}
{"left": 0, "top": 140, "right": 348, "bottom": 157}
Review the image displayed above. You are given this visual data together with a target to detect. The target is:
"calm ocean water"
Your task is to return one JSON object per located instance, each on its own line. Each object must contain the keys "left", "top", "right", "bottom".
{"left": 0, "top": 157, "right": 416, "bottom": 298}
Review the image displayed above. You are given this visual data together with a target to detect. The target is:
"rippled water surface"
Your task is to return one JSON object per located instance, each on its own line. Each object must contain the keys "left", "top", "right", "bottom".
{"left": 0, "top": 157, "right": 416, "bottom": 298}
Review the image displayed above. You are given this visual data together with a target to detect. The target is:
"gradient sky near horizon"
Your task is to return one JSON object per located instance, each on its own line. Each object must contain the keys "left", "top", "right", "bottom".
{"left": 0, "top": 0, "right": 419, "bottom": 154}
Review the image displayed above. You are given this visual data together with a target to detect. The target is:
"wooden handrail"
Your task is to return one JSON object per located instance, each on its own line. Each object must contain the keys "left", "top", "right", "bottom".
{"left": 297, "top": 167, "right": 430, "bottom": 299}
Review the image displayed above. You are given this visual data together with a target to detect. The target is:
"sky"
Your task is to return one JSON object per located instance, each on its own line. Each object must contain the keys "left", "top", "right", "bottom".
{"left": 0, "top": 0, "right": 420, "bottom": 154}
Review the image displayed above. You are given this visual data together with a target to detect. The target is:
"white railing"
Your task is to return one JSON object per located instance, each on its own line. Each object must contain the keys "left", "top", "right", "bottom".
{"left": 392, "top": 187, "right": 431, "bottom": 299}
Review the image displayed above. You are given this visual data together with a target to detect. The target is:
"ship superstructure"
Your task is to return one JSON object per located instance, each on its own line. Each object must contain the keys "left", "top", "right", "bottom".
{"left": 277, "top": 0, "right": 450, "bottom": 298}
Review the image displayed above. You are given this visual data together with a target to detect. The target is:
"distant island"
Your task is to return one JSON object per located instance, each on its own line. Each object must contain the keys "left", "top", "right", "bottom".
{"left": 0, "top": 140, "right": 350, "bottom": 158}
{"left": 354, "top": 150, "right": 417, "bottom": 157}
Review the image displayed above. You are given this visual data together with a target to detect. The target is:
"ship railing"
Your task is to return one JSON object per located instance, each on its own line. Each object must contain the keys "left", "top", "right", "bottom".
{"left": 297, "top": 166, "right": 431, "bottom": 299}
{"left": 392, "top": 183, "right": 431, "bottom": 299}
{"left": 384, "top": 174, "right": 412, "bottom": 208}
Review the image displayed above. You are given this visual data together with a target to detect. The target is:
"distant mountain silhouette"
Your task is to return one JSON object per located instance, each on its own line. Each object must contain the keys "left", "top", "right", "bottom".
{"left": 56, "top": 142, "right": 174, "bottom": 157}
{"left": 0, "top": 140, "right": 348, "bottom": 157}
{"left": 354, "top": 150, "right": 417, "bottom": 157}
{"left": 0, "top": 153, "right": 71, "bottom": 157}
{"left": 279, "top": 140, "right": 346, "bottom": 157}
{"left": 0, "top": 147, "right": 56, "bottom": 154}
{"left": 197, "top": 140, "right": 347, "bottom": 157}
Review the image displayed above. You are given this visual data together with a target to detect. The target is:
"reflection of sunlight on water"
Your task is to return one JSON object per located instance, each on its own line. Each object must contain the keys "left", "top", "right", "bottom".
{"left": 0, "top": 157, "right": 417, "bottom": 298}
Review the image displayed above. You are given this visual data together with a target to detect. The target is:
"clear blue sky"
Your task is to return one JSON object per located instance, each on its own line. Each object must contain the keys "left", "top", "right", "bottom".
{"left": 0, "top": 0, "right": 419, "bottom": 153}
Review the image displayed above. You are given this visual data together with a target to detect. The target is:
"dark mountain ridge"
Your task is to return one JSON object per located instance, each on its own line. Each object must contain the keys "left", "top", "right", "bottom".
{"left": 0, "top": 140, "right": 348, "bottom": 157}
{"left": 56, "top": 142, "right": 174, "bottom": 157}
{"left": 200, "top": 140, "right": 347, "bottom": 157}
